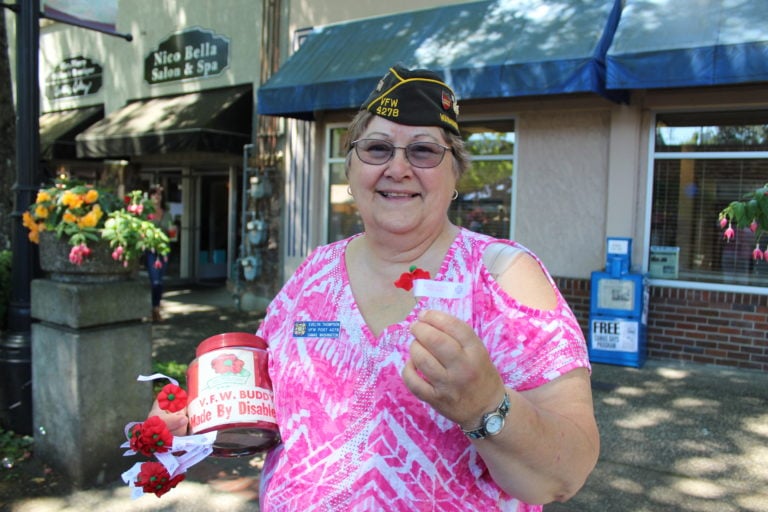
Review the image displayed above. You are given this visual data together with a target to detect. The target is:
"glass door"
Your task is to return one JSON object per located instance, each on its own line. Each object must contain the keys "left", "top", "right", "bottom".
{"left": 198, "top": 174, "right": 229, "bottom": 281}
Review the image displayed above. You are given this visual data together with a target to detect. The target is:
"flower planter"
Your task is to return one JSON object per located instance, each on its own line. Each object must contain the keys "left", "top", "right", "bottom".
{"left": 38, "top": 231, "right": 138, "bottom": 283}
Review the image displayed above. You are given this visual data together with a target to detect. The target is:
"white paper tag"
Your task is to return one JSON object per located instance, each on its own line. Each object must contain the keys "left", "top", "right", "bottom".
{"left": 413, "top": 279, "right": 467, "bottom": 299}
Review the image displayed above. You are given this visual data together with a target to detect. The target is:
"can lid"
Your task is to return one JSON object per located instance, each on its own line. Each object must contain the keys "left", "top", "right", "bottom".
{"left": 196, "top": 332, "right": 267, "bottom": 356}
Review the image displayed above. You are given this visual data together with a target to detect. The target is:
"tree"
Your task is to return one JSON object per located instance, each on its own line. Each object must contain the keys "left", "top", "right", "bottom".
{"left": 0, "top": 8, "right": 16, "bottom": 251}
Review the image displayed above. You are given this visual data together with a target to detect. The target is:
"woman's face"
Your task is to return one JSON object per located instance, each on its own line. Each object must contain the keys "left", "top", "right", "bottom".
{"left": 347, "top": 116, "right": 457, "bottom": 237}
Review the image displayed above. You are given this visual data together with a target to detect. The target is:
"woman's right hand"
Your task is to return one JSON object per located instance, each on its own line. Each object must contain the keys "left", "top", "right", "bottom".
{"left": 148, "top": 398, "right": 189, "bottom": 436}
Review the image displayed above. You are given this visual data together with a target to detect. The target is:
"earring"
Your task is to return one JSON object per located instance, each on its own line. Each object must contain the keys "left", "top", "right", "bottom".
{"left": 451, "top": 189, "right": 459, "bottom": 200}
{"left": 347, "top": 186, "right": 353, "bottom": 196}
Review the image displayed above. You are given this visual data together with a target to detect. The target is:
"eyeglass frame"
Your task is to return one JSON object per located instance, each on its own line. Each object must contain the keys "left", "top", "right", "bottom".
{"left": 350, "top": 138, "right": 454, "bottom": 169}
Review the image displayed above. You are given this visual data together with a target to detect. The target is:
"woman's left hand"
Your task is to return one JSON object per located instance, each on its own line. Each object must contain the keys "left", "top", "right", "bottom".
{"left": 402, "top": 309, "right": 506, "bottom": 429}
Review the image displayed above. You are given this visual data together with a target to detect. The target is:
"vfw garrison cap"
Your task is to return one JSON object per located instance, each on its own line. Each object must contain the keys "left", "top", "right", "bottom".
{"left": 362, "top": 65, "right": 460, "bottom": 135}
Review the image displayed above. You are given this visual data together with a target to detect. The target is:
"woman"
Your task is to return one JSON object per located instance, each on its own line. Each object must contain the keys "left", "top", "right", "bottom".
{"left": 147, "top": 185, "right": 172, "bottom": 322}
{"left": 157, "top": 65, "right": 598, "bottom": 510}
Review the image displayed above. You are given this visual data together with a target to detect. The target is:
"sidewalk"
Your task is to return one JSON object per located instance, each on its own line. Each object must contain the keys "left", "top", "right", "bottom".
{"left": 3, "top": 285, "right": 767, "bottom": 512}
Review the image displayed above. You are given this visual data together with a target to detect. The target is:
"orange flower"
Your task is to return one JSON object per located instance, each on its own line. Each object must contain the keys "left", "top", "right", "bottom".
{"left": 62, "top": 211, "right": 78, "bottom": 224}
{"left": 61, "top": 190, "right": 83, "bottom": 209}
{"left": 22, "top": 211, "right": 36, "bottom": 229}
{"left": 34, "top": 204, "right": 49, "bottom": 219}
{"left": 78, "top": 204, "right": 103, "bottom": 228}
{"left": 36, "top": 190, "right": 52, "bottom": 203}
{"left": 84, "top": 189, "right": 99, "bottom": 203}
{"left": 22, "top": 212, "right": 41, "bottom": 243}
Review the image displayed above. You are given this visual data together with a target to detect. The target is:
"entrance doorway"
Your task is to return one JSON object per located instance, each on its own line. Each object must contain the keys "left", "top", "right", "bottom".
{"left": 198, "top": 174, "right": 229, "bottom": 281}
{"left": 138, "top": 172, "right": 182, "bottom": 280}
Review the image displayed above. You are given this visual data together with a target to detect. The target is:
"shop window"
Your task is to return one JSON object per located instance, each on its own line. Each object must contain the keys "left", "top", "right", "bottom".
{"left": 650, "top": 111, "right": 768, "bottom": 287}
{"left": 450, "top": 121, "right": 514, "bottom": 239}
{"left": 326, "top": 121, "right": 515, "bottom": 242}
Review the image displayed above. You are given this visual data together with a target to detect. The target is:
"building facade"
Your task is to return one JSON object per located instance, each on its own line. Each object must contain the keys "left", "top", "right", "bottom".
{"left": 6, "top": 0, "right": 768, "bottom": 370}
{"left": 8, "top": 1, "right": 270, "bottom": 289}
{"left": 261, "top": 0, "right": 768, "bottom": 371}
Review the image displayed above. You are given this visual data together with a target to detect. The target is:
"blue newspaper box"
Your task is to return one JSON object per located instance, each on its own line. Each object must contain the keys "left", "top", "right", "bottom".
{"left": 588, "top": 238, "right": 648, "bottom": 368}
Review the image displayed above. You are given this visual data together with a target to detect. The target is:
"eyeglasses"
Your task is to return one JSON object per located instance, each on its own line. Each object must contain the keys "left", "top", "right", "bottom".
{"left": 351, "top": 139, "right": 452, "bottom": 169}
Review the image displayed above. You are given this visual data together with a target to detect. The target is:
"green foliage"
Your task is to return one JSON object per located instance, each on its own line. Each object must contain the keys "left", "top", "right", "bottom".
{"left": 23, "top": 180, "right": 170, "bottom": 266}
{"left": 0, "top": 427, "right": 33, "bottom": 464}
{"left": 0, "top": 250, "right": 10, "bottom": 330}
{"left": 152, "top": 360, "right": 188, "bottom": 393}
{"left": 719, "top": 183, "right": 768, "bottom": 244}
{"left": 457, "top": 132, "right": 514, "bottom": 194}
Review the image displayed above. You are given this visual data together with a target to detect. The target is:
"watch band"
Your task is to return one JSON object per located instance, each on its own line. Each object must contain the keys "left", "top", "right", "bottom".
{"left": 461, "top": 392, "right": 510, "bottom": 440}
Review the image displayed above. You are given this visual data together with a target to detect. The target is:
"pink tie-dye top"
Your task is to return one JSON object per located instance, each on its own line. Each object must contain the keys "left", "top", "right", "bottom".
{"left": 257, "top": 228, "right": 589, "bottom": 511}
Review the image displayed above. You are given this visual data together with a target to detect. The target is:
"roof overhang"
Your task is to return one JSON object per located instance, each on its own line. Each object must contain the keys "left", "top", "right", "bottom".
{"left": 257, "top": 0, "right": 625, "bottom": 119}
{"left": 76, "top": 85, "right": 252, "bottom": 159}
{"left": 606, "top": 0, "right": 768, "bottom": 89}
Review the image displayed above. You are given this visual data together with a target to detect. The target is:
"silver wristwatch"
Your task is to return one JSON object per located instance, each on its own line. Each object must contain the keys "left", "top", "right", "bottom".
{"left": 461, "top": 393, "right": 510, "bottom": 440}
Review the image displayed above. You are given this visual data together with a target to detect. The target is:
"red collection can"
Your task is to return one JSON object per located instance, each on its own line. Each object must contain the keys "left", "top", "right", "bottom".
{"left": 186, "top": 332, "right": 280, "bottom": 457}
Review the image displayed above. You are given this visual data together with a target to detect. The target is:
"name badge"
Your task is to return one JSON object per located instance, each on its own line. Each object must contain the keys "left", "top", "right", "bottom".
{"left": 293, "top": 321, "right": 341, "bottom": 338}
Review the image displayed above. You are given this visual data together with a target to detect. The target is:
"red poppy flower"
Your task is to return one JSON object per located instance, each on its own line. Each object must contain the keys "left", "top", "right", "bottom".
{"left": 129, "top": 416, "right": 172, "bottom": 456}
{"left": 135, "top": 461, "right": 185, "bottom": 497}
{"left": 394, "top": 265, "right": 431, "bottom": 291}
{"left": 156, "top": 384, "right": 188, "bottom": 412}
{"left": 211, "top": 353, "right": 245, "bottom": 374}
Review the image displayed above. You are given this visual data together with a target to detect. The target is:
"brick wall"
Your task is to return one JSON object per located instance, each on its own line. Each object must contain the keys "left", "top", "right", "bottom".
{"left": 556, "top": 277, "right": 768, "bottom": 372}
{"left": 555, "top": 277, "right": 591, "bottom": 335}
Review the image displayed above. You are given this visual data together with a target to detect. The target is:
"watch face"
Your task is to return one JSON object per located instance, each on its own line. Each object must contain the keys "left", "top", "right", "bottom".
{"left": 485, "top": 413, "right": 504, "bottom": 435}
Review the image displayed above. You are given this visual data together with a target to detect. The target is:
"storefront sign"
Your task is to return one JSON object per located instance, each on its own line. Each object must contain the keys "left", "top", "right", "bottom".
{"left": 145, "top": 28, "right": 230, "bottom": 84}
{"left": 45, "top": 56, "right": 103, "bottom": 100}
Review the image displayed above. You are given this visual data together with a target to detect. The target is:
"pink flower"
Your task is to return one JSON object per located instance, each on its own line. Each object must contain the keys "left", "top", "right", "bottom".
{"left": 68, "top": 244, "right": 92, "bottom": 265}
{"left": 112, "top": 246, "right": 124, "bottom": 261}
{"left": 723, "top": 224, "right": 735, "bottom": 241}
{"left": 750, "top": 220, "right": 759, "bottom": 233}
{"left": 127, "top": 204, "right": 144, "bottom": 215}
{"left": 719, "top": 217, "right": 728, "bottom": 229}
{"left": 154, "top": 259, "right": 163, "bottom": 269}
{"left": 752, "top": 246, "right": 764, "bottom": 260}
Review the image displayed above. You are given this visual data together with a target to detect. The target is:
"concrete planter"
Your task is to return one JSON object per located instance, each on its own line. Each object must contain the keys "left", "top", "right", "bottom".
{"left": 38, "top": 231, "right": 138, "bottom": 283}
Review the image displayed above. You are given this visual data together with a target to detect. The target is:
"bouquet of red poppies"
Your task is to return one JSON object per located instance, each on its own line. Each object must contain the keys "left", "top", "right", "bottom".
{"left": 120, "top": 375, "right": 214, "bottom": 499}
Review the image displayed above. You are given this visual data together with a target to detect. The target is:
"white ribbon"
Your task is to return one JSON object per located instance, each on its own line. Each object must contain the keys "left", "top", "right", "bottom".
{"left": 121, "top": 462, "right": 146, "bottom": 500}
{"left": 137, "top": 373, "right": 179, "bottom": 386}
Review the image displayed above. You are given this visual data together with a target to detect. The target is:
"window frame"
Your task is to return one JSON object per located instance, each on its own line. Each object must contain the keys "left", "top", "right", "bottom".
{"left": 643, "top": 110, "right": 768, "bottom": 296}
{"left": 323, "top": 118, "right": 517, "bottom": 244}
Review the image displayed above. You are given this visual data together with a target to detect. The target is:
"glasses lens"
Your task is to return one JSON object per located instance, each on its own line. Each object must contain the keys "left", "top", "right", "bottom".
{"left": 355, "top": 139, "right": 394, "bottom": 165}
{"left": 353, "top": 139, "right": 449, "bottom": 168}
{"left": 406, "top": 142, "right": 446, "bottom": 168}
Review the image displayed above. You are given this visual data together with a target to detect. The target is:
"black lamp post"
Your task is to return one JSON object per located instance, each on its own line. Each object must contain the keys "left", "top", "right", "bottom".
{"left": 1, "top": 0, "right": 131, "bottom": 435}
{"left": 1, "top": 0, "right": 39, "bottom": 436}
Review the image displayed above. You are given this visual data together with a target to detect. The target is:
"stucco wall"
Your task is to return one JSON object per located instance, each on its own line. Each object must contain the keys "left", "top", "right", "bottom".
{"left": 36, "top": 1, "right": 263, "bottom": 114}
{"left": 515, "top": 108, "right": 610, "bottom": 278}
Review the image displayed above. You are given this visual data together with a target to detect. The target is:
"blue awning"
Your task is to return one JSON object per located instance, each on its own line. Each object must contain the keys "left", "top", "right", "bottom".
{"left": 258, "top": 0, "right": 623, "bottom": 119}
{"left": 607, "top": 0, "right": 768, "bottom": 89}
